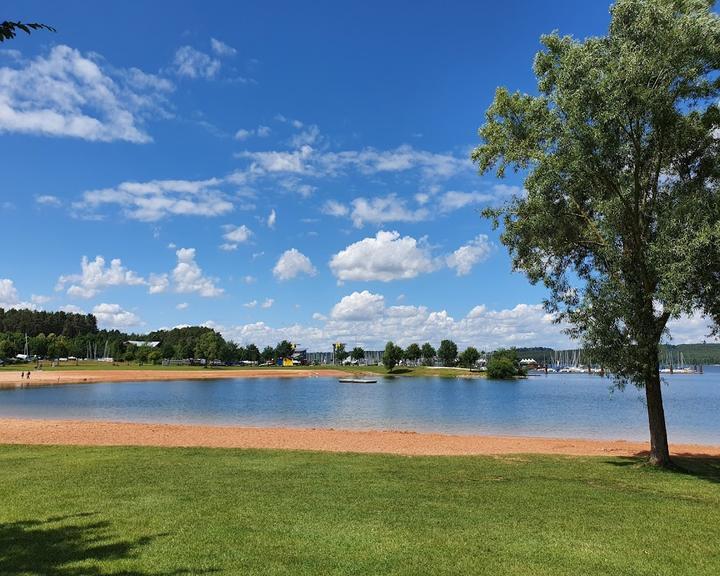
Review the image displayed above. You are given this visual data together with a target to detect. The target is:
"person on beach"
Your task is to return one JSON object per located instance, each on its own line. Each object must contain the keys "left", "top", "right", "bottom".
{"left": 26, "top": 371, "right": 30, "bottom": 380}
{"left": 21, "top": 372, "right": 24, "bottom": 379}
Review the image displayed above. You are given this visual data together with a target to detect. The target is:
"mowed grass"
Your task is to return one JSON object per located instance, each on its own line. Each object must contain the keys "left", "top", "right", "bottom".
{"left": 1, "top": 446, "right": 718, "bottom": 576}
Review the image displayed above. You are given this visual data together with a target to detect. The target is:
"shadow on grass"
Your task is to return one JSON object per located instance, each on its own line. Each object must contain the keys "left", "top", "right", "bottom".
{"left": 0, "top": 512, "right": 217, "bottom": 576}
{"left": 607, "top": 454, "right": 720, "bottom": 484}
{"left": 387, "top": 368, "right": 412, "bottom": 375}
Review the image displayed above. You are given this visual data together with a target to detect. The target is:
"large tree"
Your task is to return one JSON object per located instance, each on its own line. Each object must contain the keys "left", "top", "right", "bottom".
{"left": 473, "top": 0, "right": 720, "bottom": 467}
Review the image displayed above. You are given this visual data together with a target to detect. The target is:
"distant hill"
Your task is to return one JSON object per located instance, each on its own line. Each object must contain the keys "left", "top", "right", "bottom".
{"left": 513, "top": 344, "right": 720, "bottom": 365}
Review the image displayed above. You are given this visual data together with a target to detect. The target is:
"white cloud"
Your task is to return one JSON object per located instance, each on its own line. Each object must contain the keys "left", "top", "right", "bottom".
{"left": 349, "top": 194, "right": 429, "bottom": 228}
{"left": 665, "top": 312, "right": 718, "bottom": 344}
{"left": 35, "top": 195, "right": 62, "bottom": 206}
{"left": 30, "top": 294, "right": 52, "bottom": 305}
{"left": 242, "top": 275, "right": 257, "bottom": 284}
{"left": 172, "top": 248, "right": 223, "bottom": 297}
{"left": 267, "top": 209, "right": 276, "bottom": 228}
{"left": 243, "top": 300, "right": 258, "bottom": 308}
{"left": 237, "top": 145, "right": 314, "bottom": 174}
{"left": 56, "top": 256, "right": 145, "bottom": 299}
{"left": 329, "top": 231, "right": 436, "bottom": 282}
{"left": 273, "top": 248, "right": 317, "bottom": 281}
{"left": 0, "top": 278, "right": 35, "bottom": 310}
{"left": 438, "top": 185, "right": 523, "bottom": 212}
{"left": 75, "top": 177, "right": 233, "bottom": 221}
{"left": 176, "top": 302, "right": 189, "bottom": 310}
{"left": 261, "top": 298, "right": 274, "bottom": 309}
{"left": 148, "top": 273, "right": 169, "bottom": 294}
{"left": 92, "top": 303, "right": 142, "bottom": 329}
{"left": 59, "top": 304, "right": 84, "bottom": 314}
{"left": 0, "top": 45, "right": 171, "bottom": 143}
{"left": 220, "top": 224, "right": 252, "bottom": 250}
{"left": 446, "top": 235, "right": 493, "bottom": 276}
{"left": 322, "top": 199, "right": 349, "bottom": 217}
{"left": 234, "top": 128, "right": 252, "bottom": 141}
{"left": 173, "top": 46, "right": 220, "bottom": 79}
{"left": 289, "top": 124, "right": 321, "bottom": 148}
{"left": 331, "top": 291, "right": 385, "bottom": 321}
{"left": 213, "top": 295, "right": 573, "bottom": 351}
{"left": 256, "top": 125, "right": 271, "bottom": 137}
{"left": 210, "top": 38, "right": 237, "bottom": 57}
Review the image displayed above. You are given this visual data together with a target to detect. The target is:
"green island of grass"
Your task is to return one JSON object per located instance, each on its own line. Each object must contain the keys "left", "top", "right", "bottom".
{"left": 1, "top": 445, "right": 718, "bottom": 575}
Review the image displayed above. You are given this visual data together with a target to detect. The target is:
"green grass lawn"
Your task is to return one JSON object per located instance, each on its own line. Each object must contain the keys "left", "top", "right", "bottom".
{"left": 0, "top": 361, "right": 480, "bottom": 378}
{"left": 1, "top": 446, "right": 718, "bottom": 575}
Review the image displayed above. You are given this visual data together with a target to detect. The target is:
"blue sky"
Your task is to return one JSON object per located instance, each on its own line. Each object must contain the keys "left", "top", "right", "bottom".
{"left": 0, "top": 1, "right": 713, "bottom": 350}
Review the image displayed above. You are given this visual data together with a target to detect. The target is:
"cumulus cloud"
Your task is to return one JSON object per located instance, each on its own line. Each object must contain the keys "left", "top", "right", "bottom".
{"left": 75, "top": 177, "right": 233, "bottom": 221}
{"left": 446, "top": 235, "right": 493, "bottom": 275}
{"left": 211, "top": 295, "right": 573, "bottom": 351}
{"left": 329, "top": 231, "right": 436, "bottom": 282}
{"left": 438, "top": 185, "right": 523, "bottom": 212}
{"left": 273, "top": 248, "right": 317, "bottom": 281}
{"left": 56, "top": 256, "right": 145, "bottom": 299}
{"left": 0, "top": 278, "right": 35, "bottom": 310}
{"left": 348, "top": 194, "right": 429, "bottom": 228}
{"left": 220, "top": 224, "right": 252, "bottom": 250}
{"left": 261, "top": 298, "right": 274, "bottom": 309}
{"left": 172, "top": 248, "right": 223, "bottom": 297}
{"left": 92, "top": 303, "right": 142, "bottom": 329}
{"left": 331, "top": 291, "right": 385, "bottom": 321}
{"left": 243, "top": 300, "right": 257, "bottom": 308}
{"left": 322, "top": 199, "right": 349, "bottom": 217}
{"left": 0, "top": 45, "right": 172, "bottom": 143}
{"left": 176, "top": 302, "right": 189, "bottom": 310}
{"left": 148, "top": 273, "right": 169, "bottom": 294}
{"left": 235, "top": 125, "right": 271, "bottom": 140}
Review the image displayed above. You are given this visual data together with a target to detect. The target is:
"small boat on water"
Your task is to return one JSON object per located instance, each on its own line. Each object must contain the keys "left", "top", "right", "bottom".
{"left": 338, "top": 377, "right": 377, "bottom": 384}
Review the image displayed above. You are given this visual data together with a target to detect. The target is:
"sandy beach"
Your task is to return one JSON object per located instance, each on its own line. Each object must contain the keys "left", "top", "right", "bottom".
{"left": 1, "top": 418, "right": 719, "bottom": 457}
{"left": 0, "top": 368, "right": 348, "bottom": 389}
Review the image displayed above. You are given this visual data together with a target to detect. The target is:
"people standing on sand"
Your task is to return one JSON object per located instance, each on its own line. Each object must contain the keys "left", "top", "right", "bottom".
{"left": 26, "top": 371, "right": 30, "bottom": 381}
{"left": 21, "top": 372, "right": 24, "bottom": 379}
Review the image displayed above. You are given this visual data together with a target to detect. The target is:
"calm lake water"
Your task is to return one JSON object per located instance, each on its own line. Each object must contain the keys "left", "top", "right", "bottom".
{"left": 1, "top": 366, "right": 719, "bottom": 443}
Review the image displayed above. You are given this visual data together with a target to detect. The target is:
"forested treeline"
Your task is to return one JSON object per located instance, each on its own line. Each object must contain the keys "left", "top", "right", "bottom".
{"left": 0, "top": 308, "right": 98, "bottom": 337}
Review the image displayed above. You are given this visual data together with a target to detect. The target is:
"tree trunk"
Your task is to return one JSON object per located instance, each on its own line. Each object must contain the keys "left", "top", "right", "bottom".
{"left": 643, "top": 350, "right": 672, "bottom": 467}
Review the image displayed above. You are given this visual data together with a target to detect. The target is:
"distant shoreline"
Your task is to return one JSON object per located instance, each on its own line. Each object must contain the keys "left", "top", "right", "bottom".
{"left": 0, "top": 368, "right": 351, "bottom": 389}
{"left": 0, "top": 418, "right": 718, "bottom": 457}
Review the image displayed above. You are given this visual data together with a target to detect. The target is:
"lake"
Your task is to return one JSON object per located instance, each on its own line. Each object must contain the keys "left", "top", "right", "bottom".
{"left": 0, "top": 367, "right": 719, "bottom": 443}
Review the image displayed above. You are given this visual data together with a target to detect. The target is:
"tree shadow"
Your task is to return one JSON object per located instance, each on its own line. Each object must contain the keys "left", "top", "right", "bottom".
{"left": 0, "top": 512, "right": 218, "bottom": 575}
{"left": 605, "top": 453, "right": 720, "bottom": 484}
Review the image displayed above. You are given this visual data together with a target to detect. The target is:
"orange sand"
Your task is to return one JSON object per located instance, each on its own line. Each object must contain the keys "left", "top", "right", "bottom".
{"left": 1, "top": 418, "right": 719, "bottom": 457}
{"left": 0, "top": 368, "right": 348, "bottom": 388}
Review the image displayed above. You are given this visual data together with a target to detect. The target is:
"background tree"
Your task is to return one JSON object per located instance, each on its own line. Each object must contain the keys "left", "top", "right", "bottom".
{"left": 260, "top": 346, "right": 275, "bottom": 363}
{"left": 1, "top": 21, "right": 54, "bottom": 42}
{"left": 420, "top": 343, "right": 436, "bottom": 366}
{"left": 473, "top": 0, "right": 720, "bottom": 466}
{"left": 404, "top": 343, "right": 421, "bottom": 366}
{"left": 382, "top": 341, "right": 404, "bottom": 373}
{"left": 246, "top": 344, "right": 260, "bottom": 363}
{"left": 350, "top": 347, "right": 365, "bottom": 363}
{"left": 458, "top": 346, "right": 481, "bottom": 368}
{"left": 486, "top": 348, "right": 522, "bottom": 379}
{"left": 334, "top": 343, "right": 348, "bottom": 363}
{"left": 194, "top": 331, "right": 222, "bottom": 366}
{"left": 275, "top": 340, "right": 294, "bottom": 360}
{"left": 438, "top": 340, "right": 458, "bottom": 367}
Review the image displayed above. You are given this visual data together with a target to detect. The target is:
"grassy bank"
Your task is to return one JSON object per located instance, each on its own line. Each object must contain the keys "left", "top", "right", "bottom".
{"left": 0, "top": 361, "right": 481, "bottom": 378}
{"left": 1, "top": 446, "right": 718, "bottom": 575}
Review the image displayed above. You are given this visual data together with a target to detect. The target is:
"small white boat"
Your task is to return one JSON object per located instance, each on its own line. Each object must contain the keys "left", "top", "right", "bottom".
{"left": 338, "top": 377, "right": 377, "bottom": 384}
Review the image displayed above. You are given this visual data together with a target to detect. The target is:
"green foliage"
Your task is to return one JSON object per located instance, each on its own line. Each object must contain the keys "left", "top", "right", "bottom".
{"left": 275, "top": 340, "right": 295, "bottom": 359}
{"left": 472, "top": 0, "right": 720, "bottom": 463}
{"left": 0, "top": 20, "right": 55, "bottom": 42}
{"left": 420, "top": 342, "right": 436, "bottom": 365}
{"left": 382, "top": 341, "right": 404, "bottom": 372}
{"left": 261, "top": 346, "right": 275, "bottom": 363}
{"left": 458, "top": 346, "right": 481, "bottom": 368}
{"left": 350, "top": 347, "right": 365, "bottom": 361}
{"left": 438, "top": 340, "right": 458, "bottom": 367}
{"left": 0, "top": 308, "right": 97, "bottom": 337}
{"left": 404, "top": 343, "right": 421, "bottom": 364}
{"left": 334, "top": 343, "right": 348, "bottom": 362}
{"left": 487, "top": 348, "right": 522, "bottom": 379}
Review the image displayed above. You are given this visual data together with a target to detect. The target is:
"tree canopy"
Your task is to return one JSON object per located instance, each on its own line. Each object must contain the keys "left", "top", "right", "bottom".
{"left": 437, "top": 340, "right": 458, "bottom": 367}
{"left": 473, "top": 0, "right": 720, "bottom": 466}
{"left": 0, "top": 20, "right": 55, "bottom": 42}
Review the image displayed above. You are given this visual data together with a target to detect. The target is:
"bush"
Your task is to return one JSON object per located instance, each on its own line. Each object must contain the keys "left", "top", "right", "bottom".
{"left": 486, "top": 357, "right": 517, "bottom": 379}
